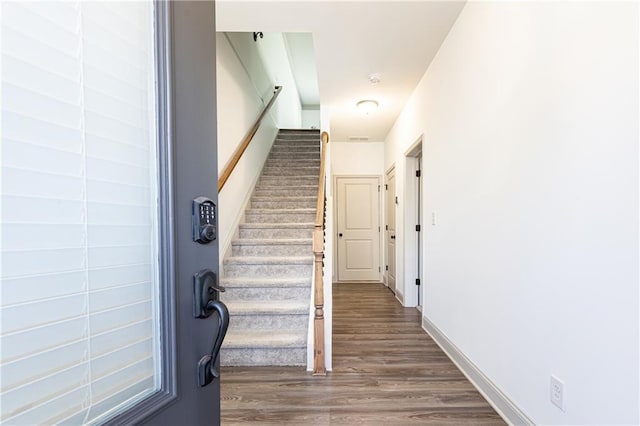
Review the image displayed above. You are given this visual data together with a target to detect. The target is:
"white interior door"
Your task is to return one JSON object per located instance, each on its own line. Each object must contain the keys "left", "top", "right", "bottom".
{"left": 336, "top": 177, "right": 381, "bottom": 281}
{"left": 385, "top": 168, "right": 397, "bottom": 293}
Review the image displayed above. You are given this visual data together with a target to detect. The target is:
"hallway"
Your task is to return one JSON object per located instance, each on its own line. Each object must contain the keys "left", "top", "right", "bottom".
{"left": 221, "top": 283, "right": 504, "bottom": 425}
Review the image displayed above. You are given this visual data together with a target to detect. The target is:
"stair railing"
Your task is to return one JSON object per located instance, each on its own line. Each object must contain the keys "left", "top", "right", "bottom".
{"left": 218, "top": 85, "right": 283, "bottom": 191}
{"left": 313, "top": 131, "right": 329, "bottom": 376}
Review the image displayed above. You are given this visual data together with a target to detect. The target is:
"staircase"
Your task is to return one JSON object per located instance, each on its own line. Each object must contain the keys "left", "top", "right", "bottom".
{"left": 220, "top": 129, "right": 320, "bottom": 366}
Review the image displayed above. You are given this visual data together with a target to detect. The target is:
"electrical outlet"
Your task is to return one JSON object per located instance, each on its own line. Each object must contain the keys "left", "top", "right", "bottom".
{"left": 550, "top": 375, "right": 565, "bottom": 411}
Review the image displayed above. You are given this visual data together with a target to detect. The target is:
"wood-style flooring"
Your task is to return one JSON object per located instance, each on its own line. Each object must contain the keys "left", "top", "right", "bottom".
{"left": 220, "top": 282, "right": 505, "bottom": 425}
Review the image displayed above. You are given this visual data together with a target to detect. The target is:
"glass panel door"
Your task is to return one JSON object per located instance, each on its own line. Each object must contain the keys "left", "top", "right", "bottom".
{"left": 1, "top": 1, "right": 162, "bottom": 424}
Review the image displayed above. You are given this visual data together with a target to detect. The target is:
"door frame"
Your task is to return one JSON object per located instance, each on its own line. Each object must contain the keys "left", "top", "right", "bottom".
{"left": 402, "top": 136, "right": 424, "bottom": 308}
{"left": 333, "top": 175, "right": 382, "bottom": 282}
{"left": 383, "top": 166, "right": 396, "bottom": 293}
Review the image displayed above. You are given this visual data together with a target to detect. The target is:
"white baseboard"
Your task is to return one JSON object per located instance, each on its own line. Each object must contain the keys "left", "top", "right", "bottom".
{"left": 422, "top": 317, "right": 534, "bottom": 426}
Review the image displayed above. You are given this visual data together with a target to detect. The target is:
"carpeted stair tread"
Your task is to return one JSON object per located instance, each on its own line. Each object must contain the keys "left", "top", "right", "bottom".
{"left": 245, "top": 208, "right": 316, "bottom": 214}
{"left": 230, "top": 238, "right": 313, "bottom": 255}
{"left": 224, "top": 299, "right": 308, "bottom": 315}
{"left": 232, "top": 238, "right": 312, "bottom": 246}
{"left": 224, "top": 255, "right": 313, "bottom": 265}
{"left": 221, "top": 276, "right": 311, "bottom": 288}
{"left": 251, "top": 196, "right": 317, "bottom": 202}
{"left": 223, "top": 330, "right": 306, "bottom": 349}
{"left": 255, "top": 185, "right": 318, "bottom": 190}
{"left": 238, "top": 222, "right": 314, "bottom": 229}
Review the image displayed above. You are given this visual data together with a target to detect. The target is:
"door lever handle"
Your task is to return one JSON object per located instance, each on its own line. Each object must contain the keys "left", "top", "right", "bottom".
{"left": 198, "top": 300, "right": 229, "bottom": 387}
{"left": 390, "top": 235, "right": 396, "bottom": 240}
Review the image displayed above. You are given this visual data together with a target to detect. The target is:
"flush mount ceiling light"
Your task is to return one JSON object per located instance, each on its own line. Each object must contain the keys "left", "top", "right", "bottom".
{"left": 356, "top": 99, "right": 379, "bottom": 115}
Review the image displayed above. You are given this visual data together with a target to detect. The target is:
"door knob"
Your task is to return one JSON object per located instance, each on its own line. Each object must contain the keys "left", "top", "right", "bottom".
{"left": 338, "top": 233, "right": 343, "bottom": 237}
{"left": 390, "top": 235, "right": 396, "bottom": 240}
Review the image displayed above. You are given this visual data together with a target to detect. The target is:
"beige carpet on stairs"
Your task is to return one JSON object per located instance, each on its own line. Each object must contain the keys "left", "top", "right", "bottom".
{"left": 220, "top": 129, "right": 320, "bottom": 366}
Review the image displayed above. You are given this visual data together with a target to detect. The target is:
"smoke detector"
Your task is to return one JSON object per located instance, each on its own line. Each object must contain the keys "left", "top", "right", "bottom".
{"left": 368, "top": 73, "right": 381, "bottom": 84}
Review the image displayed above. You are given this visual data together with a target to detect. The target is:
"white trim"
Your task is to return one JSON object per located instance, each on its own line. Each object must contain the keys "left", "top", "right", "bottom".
{"left": 383, "top": 165, "right": 396, "bottom": 293}
{"left": 402, "top": 139, "right": 423, "bottom": 308}
{"left": 422, "top": 317, "right": 535, "bottom": 426}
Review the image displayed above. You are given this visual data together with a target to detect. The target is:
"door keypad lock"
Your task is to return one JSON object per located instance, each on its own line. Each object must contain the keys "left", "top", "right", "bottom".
{"left": 192, "top": 196, "right": 216, "bottom": 244}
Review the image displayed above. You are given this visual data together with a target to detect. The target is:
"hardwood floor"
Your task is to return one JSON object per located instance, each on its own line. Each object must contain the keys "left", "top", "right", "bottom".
{"left": 220, "top": 282, "right": 505, "bottom": 425}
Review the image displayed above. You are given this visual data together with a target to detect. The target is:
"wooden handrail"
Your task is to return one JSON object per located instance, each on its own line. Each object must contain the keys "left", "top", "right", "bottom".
{"left": 312, "top": 131, "right": 329, "bottom": 376}
{"left": 218, "top": 86, "right": 283, "bottom": 191}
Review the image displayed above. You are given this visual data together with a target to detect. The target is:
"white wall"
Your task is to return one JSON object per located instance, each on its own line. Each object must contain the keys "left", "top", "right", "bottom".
{"left": 216, "top": 33, "right": 278, "bottom": 258}
{"left": 301, "top": 107, "right": 320, "bottom": 129}
{"left": 385, "top": 2, "right": 638, "bottom": 425}
{"left": 331, "top": 141, "right": 384, "bottom": 175}
{"left": 254, "top": 32, "right": 302, "bottom": 129}
{"left": 226, "top": 32, "right": 302, "bottom": 130}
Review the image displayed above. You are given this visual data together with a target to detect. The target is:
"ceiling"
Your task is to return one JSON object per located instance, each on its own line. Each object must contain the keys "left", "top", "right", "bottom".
{"left": 217, "top": 1, "right": 466, "bottom": 142}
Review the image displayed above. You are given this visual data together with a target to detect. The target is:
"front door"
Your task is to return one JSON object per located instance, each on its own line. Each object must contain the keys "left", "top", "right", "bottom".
{"left": 385, "top": 168, "right": 397, "bottom": 293}
{"left": 336, "top": 176, "right": 381, "bottom": 281}
{"left": 0, "top": 2, "right": 224, "bottom": 424}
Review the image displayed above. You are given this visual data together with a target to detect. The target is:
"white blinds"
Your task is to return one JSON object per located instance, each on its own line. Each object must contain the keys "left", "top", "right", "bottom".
{"left": 1, "top": 2, "right": 160, "bottom": 424}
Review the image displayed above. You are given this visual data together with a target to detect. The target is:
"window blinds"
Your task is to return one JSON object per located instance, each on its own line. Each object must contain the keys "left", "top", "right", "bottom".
{"left": 1, "top": 2, "right": 160, "bottom": 424}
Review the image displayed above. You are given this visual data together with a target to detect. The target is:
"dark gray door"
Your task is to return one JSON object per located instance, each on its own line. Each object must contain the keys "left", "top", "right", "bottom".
{"left": 0, "top": 1, "right": 222, "bottom": 424}
{"left": 108, "top": 2, "right": 224, "bottom": 425}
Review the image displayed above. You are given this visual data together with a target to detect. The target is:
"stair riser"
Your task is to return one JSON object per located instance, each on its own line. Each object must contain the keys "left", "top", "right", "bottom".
{"left": 273, "top": 140, "right": 319, "bottom": 146}
{"left": 254, "top": 188, "right": 318, "bottom": 197}
{"left": 223, "top": 262, "right": 312, "bottom": 278}
{"left": 268, "top": 156, "right": 319, "bottom": 162}
{"left": 276, "top": 134, "right": 319, "bottom": 140}
{"left": 227, "top": 313, "right": 308, "bottom": 330}
{"left": 244, "top": 212, "right": 315, "bottom": 223}
{"left": 265, "top": 159, "right": 320, "bottom": 167}
{"left": 251, "top": 199, "right": 316, "bottom": 209}
{"left": 223, "top": 286, "right": 310, "bottom": 301}
{"left": 276, "top": 133, "right": 319, "bottom": 138}
{"left": 221, "top": 348, "right": 306, "bottom": 366}
{"left": 270, "top": 147, "right": 320, "bottom": 154}
{"left": 259, "top": 177, "right": 318, "bottom": 185}
{"left": 239, "top": 227, "right": 313, "bottom": 239}
{"left": 256, "top": 184, "right": 318, "bottom": 190}
{"left": 272, "top": 147, "right": 319, "bottom": 153}
{"left": 262, "top": 167, "right": 320, "bottom": 177}
{"left": 267, "top": 152, "right": 320, "bottom": 163}
{"left": 232, "top": 243, "right": 312, "bottom": 256}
